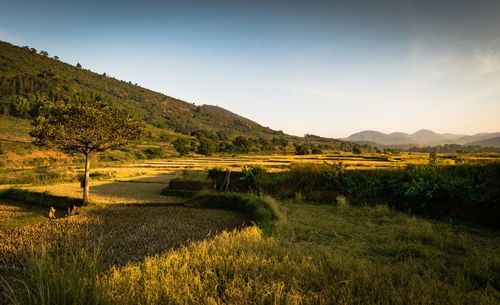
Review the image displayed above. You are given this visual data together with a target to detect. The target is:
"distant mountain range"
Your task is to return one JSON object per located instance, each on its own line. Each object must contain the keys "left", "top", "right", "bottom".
{"left": 343, "top": 129, "right": 500, "bottom": 147}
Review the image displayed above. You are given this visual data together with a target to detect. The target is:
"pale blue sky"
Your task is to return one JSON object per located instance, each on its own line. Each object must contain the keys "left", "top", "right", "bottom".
{"left": 1, "top": 0, "right": 499, "bottom": 137}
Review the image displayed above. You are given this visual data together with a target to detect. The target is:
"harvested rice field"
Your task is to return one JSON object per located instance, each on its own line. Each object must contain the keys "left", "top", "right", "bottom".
{"left": 0, "top": 204, "right": 249, "bottom": 274}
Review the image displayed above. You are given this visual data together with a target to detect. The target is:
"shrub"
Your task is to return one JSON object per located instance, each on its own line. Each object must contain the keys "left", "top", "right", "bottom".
{"left": 184, "top": 192, "right": 281, "bottom": 232}
{"left": 161, "top": 177, "right": 214, "bottom": 198}
{"left": 294, "top": 144, "right": 310, "bottom": 155}
{"left": 208, "top": 165, "right": 267, "bottom": 192}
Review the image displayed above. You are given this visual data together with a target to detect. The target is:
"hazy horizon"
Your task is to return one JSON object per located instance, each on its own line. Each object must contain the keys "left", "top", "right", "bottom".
{"left": 1, "top": 0, "right": 499, "bottom": 138}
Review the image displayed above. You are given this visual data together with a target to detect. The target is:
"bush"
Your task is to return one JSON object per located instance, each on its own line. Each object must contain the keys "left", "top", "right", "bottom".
{"left": 208, "top": 165, "right": 267, "bottom": 192}
{"left": 0, "top": 169, "right": 77, "bottom": 185}
{"left": 143, "top": 147, "right": 165, "bottom": 159}
{"left": 161, "top": 177, "right": 214, "bottom": 198}
{"left": 184, "top": 192, "right": 281, "bottom": 232}
{"left": 294, "top": 144, "right": 310, "bottom": 155}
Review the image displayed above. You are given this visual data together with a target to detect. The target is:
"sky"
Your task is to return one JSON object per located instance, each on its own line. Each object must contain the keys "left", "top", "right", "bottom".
{"left": 1, "top": 0, "right": 499, "bottom": 138}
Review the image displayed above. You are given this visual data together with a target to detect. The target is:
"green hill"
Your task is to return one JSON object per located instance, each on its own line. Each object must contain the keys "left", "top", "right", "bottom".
{"left": 0, "top": 41, "right": 285, "bottom": 138}
{"left": 0, "top": 40, "right": 352, "bottom": 158}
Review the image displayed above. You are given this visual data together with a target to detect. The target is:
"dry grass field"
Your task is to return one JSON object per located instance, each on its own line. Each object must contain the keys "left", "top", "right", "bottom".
{"left": 1, "top": 149, "right": 499, "bottom": 304}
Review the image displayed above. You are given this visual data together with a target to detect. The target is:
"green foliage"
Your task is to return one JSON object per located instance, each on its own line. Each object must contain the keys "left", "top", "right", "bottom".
{"left": 208, "top": 163, "right": 500, "bottom": 227}
{"left": 352, "top": 144, "right": 362, "bottom": 154}
{"left": 232, "top": 135, "right": 251, "bottom": 153}
{"left": 208, "top": 165, "right": 267, "bottom": 192}
{"left": 239, "top": 165, "right": 266, "bottom": 191}
{"left": 311, "top": 146, "right": 323, "bottom": 154}
{"left": 0, "top": 168, "right": 76, "bottom": 185}
{"left": 143, "top": 147, "right": 165, "bottom": 159}
{"left": 196, "top": 137, "right": 216, "bottom": 156}
{"left": 2, "top": 243, "right": 102, "bottom": 305}
{"left": 172, "top": 138, "right": 191, "bottom": 156}
{"left": 184, "top": 192, "right": 281, "bottom": 232}
{"left": 30, "top": 100, "right": 143, "bottom": 155}
{"left": 429, "top": 152, "right": 438, "bottom": 165}
{"left": 294, "top": 143, "right": 310, "bottom": 155}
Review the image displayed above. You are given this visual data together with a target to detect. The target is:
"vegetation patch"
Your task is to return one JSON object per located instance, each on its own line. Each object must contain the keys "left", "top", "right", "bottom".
{"left": 184, "top": 192, "right": 281, "bottom": 232}
{"left": 160, "top": 173, "right": 215, "bottom": 198}
{"left": 209, "top": 162, "right": 500, "bottom": 227}
{"left": 0, "top": 201, "right": 48, "bottom": 230}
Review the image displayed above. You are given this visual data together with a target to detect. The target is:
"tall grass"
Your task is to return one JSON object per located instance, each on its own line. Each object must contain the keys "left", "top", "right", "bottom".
{"left": 2, "top": 244, "right": 102, "bottom": 305}
{"left": 4, "top": 219, "right": 498, "bottom": 305}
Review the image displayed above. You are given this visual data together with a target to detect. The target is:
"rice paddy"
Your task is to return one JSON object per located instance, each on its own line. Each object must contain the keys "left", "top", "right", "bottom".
{"left": 1, "top": 154, "right": 499, "bottom": 304}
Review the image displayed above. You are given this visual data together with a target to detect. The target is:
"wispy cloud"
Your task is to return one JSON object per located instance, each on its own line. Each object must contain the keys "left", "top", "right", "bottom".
{"left": 475, "top": 49, "right": 500, "bottom": 75}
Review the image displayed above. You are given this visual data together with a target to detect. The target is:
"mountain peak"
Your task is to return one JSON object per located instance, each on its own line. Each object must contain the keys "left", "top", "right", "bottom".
{"left": 412, "top": 129, "right": 436, "bottom": 136}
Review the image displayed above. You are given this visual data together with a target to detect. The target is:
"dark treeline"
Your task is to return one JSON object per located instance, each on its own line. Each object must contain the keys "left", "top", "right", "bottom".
{"left": 171, "top": 130, "right": 344, "bottom": 156}
{"left": 405, "top": 144, "right": 500, "bottom": 153}
{"left": 368, "top": 144, "right": 500, "bottom": 153}
{"left": 208, "top": 162, "right": 500, "bottom": 228}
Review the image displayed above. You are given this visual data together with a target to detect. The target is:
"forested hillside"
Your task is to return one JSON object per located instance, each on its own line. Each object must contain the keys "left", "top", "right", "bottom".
{"left": 0, "top": 41, "right": 284, "bottom": 138}
{"left": 0, "top": 41, "right": 351, "bottom": 157}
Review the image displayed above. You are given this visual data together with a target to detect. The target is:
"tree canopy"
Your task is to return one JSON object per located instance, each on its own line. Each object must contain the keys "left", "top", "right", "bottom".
{"left": 30, "top": 100, "right": 143, "bottom": 155}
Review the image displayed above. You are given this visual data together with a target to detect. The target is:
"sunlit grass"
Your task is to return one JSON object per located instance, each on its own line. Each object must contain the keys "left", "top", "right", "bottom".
{"left": 3, "top": 202, "right": 498, "bottom": 305}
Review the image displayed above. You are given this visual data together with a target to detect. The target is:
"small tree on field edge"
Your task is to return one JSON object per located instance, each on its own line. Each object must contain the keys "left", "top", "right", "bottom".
{"left": 30, "top": 100, "right": 142, "bottom": 205}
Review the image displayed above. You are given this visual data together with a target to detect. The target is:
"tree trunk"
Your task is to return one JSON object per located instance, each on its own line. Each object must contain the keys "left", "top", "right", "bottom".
{"left": 83, "top": 153, "right": 90, "bottom": 205}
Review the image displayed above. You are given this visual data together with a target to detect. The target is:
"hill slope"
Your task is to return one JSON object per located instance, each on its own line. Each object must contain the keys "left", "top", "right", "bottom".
{"left": 0, "top": 41, "right": 283, "bottom": 138}
{"left": 466, "top": 136, "right": 500, "bottom": 147}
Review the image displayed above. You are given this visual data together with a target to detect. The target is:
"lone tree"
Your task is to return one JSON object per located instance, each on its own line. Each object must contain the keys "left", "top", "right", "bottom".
{"left": 30, "top": 100, "right": 142, "bottom": 205}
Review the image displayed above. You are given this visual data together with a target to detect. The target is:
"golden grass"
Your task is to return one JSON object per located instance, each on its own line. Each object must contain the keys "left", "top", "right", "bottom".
{"left": 98, "top": 213, "right": 500, "bottom": 305}
{"left": 2, "top": 198, "right": 499, "bottom": 304}
{"left": 102, "top": 152, "right": 500, "bottom": 173}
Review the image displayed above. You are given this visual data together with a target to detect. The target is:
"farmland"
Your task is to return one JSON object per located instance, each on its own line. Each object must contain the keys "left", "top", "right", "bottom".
{"left": 1, "top": 115, "right": 500, "bottom": 305}
{"left": 0, "top": 157, "right": 499, "bottom": 304}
